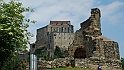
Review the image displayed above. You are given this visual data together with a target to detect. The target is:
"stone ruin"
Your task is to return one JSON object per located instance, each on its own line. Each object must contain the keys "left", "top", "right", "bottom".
{"left": 37, "top": 8, "right": 122, "bottom": 70}
{"left": 68, "top": 8, "right": 122, "bottom": 70}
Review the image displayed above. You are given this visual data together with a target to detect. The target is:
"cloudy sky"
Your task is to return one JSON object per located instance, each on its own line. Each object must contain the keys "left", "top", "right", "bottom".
{"left": 4, "top": 0, "right": 124, "bottom": 57}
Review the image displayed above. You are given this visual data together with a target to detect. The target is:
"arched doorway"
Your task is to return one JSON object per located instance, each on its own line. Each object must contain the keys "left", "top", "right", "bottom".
{"left": 74, "top": 48, "right": 86, "bottom": 58}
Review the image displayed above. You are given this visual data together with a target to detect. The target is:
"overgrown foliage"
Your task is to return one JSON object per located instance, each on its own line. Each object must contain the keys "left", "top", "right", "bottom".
{"left": 54, "top": 46, "right": 63, "bottom": 58}
{"left": 34, "top": 46, "right": 63, "bottom": 61}
{"left": 34, "top": 47, "right": 49, "bottom": 60}
{"left": 121, "top": 57, "right": 124, "bottom": 70}
{"left": 2, "top": 57, "right": 23, "bottom": 70}
{"left": 0, "top": 0, "right": 35, "bottom": 69}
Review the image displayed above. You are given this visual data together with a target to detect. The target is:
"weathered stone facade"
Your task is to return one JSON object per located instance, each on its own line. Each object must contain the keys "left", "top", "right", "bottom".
{"left": 31, "top": 8, "right": 122, "bottom": 70}
{"left": 34, "top": 21, "right": 74, "bottom": 57}
{"left": 68, "top": 8, "right": 121, "bottom": 70}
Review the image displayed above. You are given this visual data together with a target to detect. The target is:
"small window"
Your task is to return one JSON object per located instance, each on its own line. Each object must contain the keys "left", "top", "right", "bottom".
{"left": 54, "top": 34, "right": 56, "bottom": 36}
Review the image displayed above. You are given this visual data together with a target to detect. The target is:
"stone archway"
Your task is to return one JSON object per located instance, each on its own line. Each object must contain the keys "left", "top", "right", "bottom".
{"left": 74, "top": 48, "right": 86, "bottom": 58}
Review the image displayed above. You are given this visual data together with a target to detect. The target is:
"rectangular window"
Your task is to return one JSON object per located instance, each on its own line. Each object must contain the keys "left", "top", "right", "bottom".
{"left": 59, "top": 28, "right": 61, "bottom": 32}
{"left": 62, "top": 27, "right": 63, "bottom": 32}
{"left": 63, "top": 27, "right": 64, "bottom": 32}
{"left": 54, "top": 29, "right": 56, "bottom": 31}
{"left": 58, "top": 27, "right": 59, "bottom": 32}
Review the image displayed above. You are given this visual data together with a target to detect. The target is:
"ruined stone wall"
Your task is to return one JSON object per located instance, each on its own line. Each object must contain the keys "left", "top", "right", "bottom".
{"left": 68, "top": 8, "right": 121, "bottom": 70}
{"left": 37, "top": 58, "right": 122, "bottom": 70}
{"left": 104, "top": 41, "right": 120, "bottom": 60}
{"left": 80, "top": 8, "right": 102, "bottom": 36}
{"left": 35, "top": 8, "right": 121, "bottom": 70}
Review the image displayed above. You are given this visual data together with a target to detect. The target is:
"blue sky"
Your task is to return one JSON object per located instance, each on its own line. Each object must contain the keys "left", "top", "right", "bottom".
{"left": 4, "top": 0, "right": 124, "bottom": 58}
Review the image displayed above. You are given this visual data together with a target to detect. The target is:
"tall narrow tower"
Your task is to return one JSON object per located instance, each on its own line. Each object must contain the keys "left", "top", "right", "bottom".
{"left": 90, "top": 8, "right": 101, "bottom": 35}
{"left": 80, "top": 8, "right": 102, "bottom": 36}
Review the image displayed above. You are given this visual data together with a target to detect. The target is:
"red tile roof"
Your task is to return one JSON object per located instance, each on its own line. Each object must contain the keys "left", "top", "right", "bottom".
{"left": 50, "top": 21, "right": 70, "bottom": 25}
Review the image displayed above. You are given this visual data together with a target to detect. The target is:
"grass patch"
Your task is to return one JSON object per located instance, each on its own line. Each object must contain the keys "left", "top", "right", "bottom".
{"left": 46, "top": 68, "right": 92, "bottom": 70}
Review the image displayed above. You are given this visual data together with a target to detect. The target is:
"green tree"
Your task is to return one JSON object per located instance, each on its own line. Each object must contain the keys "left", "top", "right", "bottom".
{"left": 2, "top": 57, "right": 22, "bottom": 70}
{"left": 34, "top": 48, "right": 46, "bottom": 58}
{"left": 34, "top": 46, "right": 49, "bottom": 60}
{"left": 54, "top": 46, "right": 63, "bottom": 58}
{"left": 0, "top": 0, "right": 35, "bottom": 69}
{"left": 121, "top": 57, "right": 124, "bottom": 70}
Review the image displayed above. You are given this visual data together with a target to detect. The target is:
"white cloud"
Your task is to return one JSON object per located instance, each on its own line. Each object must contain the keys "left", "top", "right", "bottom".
{"left": 3, "top": 0, "right": 124, "bottom": 44}
{"left": 98, "top": 1, "right": 124, "bottom": 24}
{"left": 19, "top": 0, "right": 124, "bottom": 42}
{"left": 26, "top": 0, "right": 94, "bottom": 29}
{"left": 3, "top": 0, "right": 95, "bottom": 29}
{"left": 20, "top": 0, "right": 95, "bottom": 42}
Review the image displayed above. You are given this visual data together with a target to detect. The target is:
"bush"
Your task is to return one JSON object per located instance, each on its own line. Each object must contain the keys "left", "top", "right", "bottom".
{"left": 54, "top": 46, "right": 63, "bottom": 58}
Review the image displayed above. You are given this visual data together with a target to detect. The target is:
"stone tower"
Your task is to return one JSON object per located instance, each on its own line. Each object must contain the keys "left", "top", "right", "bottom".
{"left": 35, "top": 21, "right": 74, "bottom": 57}
{"left": 68, "top": 8, "right": 121, "bottom": 70}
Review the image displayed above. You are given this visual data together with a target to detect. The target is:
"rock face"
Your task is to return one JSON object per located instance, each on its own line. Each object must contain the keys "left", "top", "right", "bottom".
{"left": 68, "top": 8, "right": 122, "bottom": 70}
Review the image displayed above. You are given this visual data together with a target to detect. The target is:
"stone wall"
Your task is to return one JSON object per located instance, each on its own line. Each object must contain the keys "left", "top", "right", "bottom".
{"left": 36, "top": 26, "right": 48, "bottom": 49}
{"left": 38, "top": 57, "right": 73, "bottom": 69}
{"left": 52, "top": 33, "right": 74, "bottom": 52}
{"left": 37, "top": 57, "right": 122, "bottom": 70}
{"left": 34, "top": 21, "right": 74, "bottom": 58}
{"left": 68, "top": 8, "right": 122, "bottom": 70}
{"left": 35, "top": 8, "right": 122, "bottom": 70}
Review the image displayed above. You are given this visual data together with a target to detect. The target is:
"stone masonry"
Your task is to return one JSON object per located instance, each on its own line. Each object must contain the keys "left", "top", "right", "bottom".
{"left": 34, "top": 21, "right": 74, "bottom": 57}
{"left": 31, "top": 8, "right": 122, "bottom": 70}
{"left": 68, "top": 8, "right": 122, "bottom": 70}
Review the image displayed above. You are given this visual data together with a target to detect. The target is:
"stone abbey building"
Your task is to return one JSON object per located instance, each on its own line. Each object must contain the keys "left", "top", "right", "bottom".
{"left": 33, "top": 21, "right": 74, "bottom": 57}
{"left": 30, "top": 8, "right": 122, "bottom": 69}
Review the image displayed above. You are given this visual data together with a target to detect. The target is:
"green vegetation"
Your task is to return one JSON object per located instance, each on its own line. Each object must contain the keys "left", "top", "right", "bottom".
{"left": 0, "top": 0, "right": 35, "bottom": 69}
{"left": 34, "top": 47, "right": 49, "bottom": 61}
{"left": 1, "top": 57, "right": 22, "bottom": 70}
{"left": 54, "top": 46, "right": 63, "bottom": 58}
{"left": 35, "top": 46, "right": 63, "bottom": 61}
{"left": 47, "top": 68, "right": 92, "bottom": 70}
{"left": 121, "top": 57, "right": 124, "bottom": 70}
